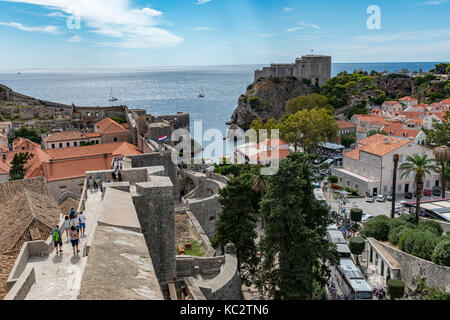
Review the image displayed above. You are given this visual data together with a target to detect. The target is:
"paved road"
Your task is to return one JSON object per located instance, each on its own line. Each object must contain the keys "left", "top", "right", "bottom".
{"left": 25, "top": 190, "right": 102, "bottom": 300}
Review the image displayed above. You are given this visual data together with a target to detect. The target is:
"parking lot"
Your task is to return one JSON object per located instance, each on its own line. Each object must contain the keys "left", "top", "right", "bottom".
{"left": 324, "top": 187, "right": 446, "bottom": 219}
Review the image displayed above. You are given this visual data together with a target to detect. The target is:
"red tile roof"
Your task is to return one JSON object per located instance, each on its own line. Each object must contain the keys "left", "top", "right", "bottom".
{"left": 95, "top": 118, "right": 127, "bottom": 134}
{"left": 0, "top": 140, "right": 141, "bottom": 182}
{"left": 250, "top": 148, "right": 291, "bottom": 162}
{"left": 337, "top": 120, "right": 356, "bottom": 129}
{"left": 441, "top": 98, "right": 450, "bottom": 104}
{"left": 399, "top": 96, "right": 418, "bottom": 102}
{"left": 355, "top": 134, "right": 410, "bottom": 157}
{"left": 44, "top": 131, "right": 87, "bottom": 143}
{"left": 84, "top": 132, "right": 101, "bottom": 138}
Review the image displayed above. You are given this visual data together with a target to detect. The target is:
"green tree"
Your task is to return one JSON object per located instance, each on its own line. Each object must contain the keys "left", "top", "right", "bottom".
{"left": 427, "top": 111, "right": 450, "bottom": 147}
{"left": 350, "top": 208, "right": 363, "bottom": 223}
{"left": 399, "top": 154, "right": 438, "bottom": 225}
{"left": 433, "top": 146, "right": 450, "bottom": 198}
{"left": 110, "top": 116, "right": 125, "bottom": 124}
{"left": 361, "top": 215, "right": 391, "bottom": 241}
{"left": 367, "top": 129, "right": 388, "bottom": 137}
{"left": 9, "top": 152, "right": 34, "bottom": 181}
{"left": 387, "top": 279, "right": 405, "bottom": 300}
{"left": 349, "top": 236, "right": 365, "bottom": 265}
{"left": 417, "top": 277, "right": 450, "bottom": 300}
{"left": 340, "top": 134, "right": 356, "bottom": 148}
{"left": 212, "top": 177, "right": 259, "bottom": 285}
{"left": 328, "top": 175, "right": 338, "bottom": 184}
{"left": 252, "top": 173, "right": 270, "bottom": 230}
{"left": 286, "top": 93, "right": 332, "bottom": 114}
{"left": 432, "top": 239, "right": 450, "bottom": 267}
{"left": 13, "top": 126, "right": 42, "bottom": 144}
{"left": 256, "top": 153, "right": 339, "bottom": 300}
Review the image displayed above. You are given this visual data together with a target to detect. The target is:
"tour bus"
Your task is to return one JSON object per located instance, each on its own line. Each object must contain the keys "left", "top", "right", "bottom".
{"left": 334, "top": 258, "right": 373, "bottom": 300}
{"left": 327, "top": 229, "right": 351, "bottom": 258}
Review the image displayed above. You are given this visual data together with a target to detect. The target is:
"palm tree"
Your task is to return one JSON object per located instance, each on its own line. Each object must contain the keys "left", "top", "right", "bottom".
{"left": 252, "top": 174, "right": 270, "bottom": 230}
{"left": 399, "top": 154, "right": 438, "bottom": 225}
{"left": 433, "top": 146, "right": 450, "bottom": 198}
{"left": 391, "top": 154, "right": 399, "bottom": 219}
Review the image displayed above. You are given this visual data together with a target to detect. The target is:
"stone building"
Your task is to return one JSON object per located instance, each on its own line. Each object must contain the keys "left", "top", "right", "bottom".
{"left": 332, "top": 134, "right": 440, "bottom": 196}
{"left": 254, "top": 55, "right": 332, "bottom": 86}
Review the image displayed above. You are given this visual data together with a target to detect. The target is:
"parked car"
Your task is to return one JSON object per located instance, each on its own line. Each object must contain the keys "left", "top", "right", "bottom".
{"left": 424, "top": 189, "right": 432, "bottom": 196}
{"left": 387, "top": 193, "right": 393, "bottom": 201}
{"left": 432, "top": 186, "right": 441, "bottom": 196}
{"left": 395, "top": 204, "right": 402, "bottom": 215}
{"left": 361, "top": 213, "right": 374, "bottom": 222}
{"left": 366, "top": 195, "right": 375, "bottom": 203}
{"left": 376, "top": 194, "right": 386, "bottom": 202}
{"left": 405, "top": 192, "right": 413, "bottom": 199}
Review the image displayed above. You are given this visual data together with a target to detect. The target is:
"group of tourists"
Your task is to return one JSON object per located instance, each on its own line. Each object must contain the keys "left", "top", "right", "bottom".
{"left": 88, "top": 176, "right": 103, "bottom": 193}
{"left": 51, "top": 207, "right": 87, "bottom": 256}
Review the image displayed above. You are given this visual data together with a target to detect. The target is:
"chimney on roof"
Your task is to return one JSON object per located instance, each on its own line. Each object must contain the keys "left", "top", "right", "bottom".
{"left": 2, "top": 154, "right": 5, "bottom": 161}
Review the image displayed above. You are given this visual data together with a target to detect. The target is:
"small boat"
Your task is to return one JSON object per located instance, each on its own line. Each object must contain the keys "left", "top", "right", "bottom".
{"left": 109, "top": 87, "right": 118, "bottom": 102}
{"left": 198, "top": 86, "right": 205, "bottom": 98}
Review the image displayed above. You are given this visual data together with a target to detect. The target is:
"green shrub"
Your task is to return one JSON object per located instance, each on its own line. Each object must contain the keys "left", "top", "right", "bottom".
{"left": 249, "top": 97, "right": 261, "bottom": 110}
{"left": 350, "top": 208, "right": 363, "bottom": 223}
{"left": 387, "top": 279, "right": 405, "bottom": 300}
{"left": 389, "top": 225, "right": 414, "bottom": 246}
{"left": 111, "top": 116, "right": 125, "bottom": 124}
{"left": 432, "top": 239, "right": 450, "bottom": 267}
{"left": 361, "top": 215, "right": 391, "bottom": 241}
{"left": 418, "top": 220, "right": 444, "bottom": 236}
{"left": 327, "top": 176, "right": 338, "bottom": 184}
{"left": 247, "top": 84, "right": 253, "bottom": 91}
{"left": 399, "top": 229, "right": 441, "bottom": 261}
{"left": 349, "top": 237, "right": 365, "bottom": 255}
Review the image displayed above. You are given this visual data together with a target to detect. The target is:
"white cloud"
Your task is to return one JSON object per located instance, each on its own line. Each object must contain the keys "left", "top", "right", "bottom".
{"left": 0, "top": 0, "right": 183, "bottom": 48}
{"left": 286, "top": 27, "right": 302, "bottom": 32}
{"left": 0, "top": 21, "right": 59, "bottom": 34}
{"left": 196, "top": 0, "right": 212, "bottom": 4}
{"left": 300, "top": 22, "right": 320, "bottom": 30}
{"left": 193, "top": 26, "right": 214, "bottom": 31}
{"left": 68, "top": 34, "right": 82, "bottom": 42}
{"left": 418, "top": 0, "right": 447, "bottom": 5}
{"left": 284, "top": 7, "right": 294, "bottom": 12}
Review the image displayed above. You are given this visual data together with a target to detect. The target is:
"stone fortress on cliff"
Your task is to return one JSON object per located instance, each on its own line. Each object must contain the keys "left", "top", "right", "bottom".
{"left": 254, "top": 55, "right": 332, "bottom": 86}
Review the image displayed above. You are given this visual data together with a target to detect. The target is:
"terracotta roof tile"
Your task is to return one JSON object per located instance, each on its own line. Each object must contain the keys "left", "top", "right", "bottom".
{"left": 95, "top": 118, "right": 127, "bottom": 134}
{"left": 44, "top": 131, "right": 87, "bottom": 143}
{"left": 355, "top": 134, "right": 410, "bottom": 157}
{"left": 399, "top": 96, "right": 418, "bottom": 102}
{"left": 337, "top": 120, "right": 356, "bottom": 129}
{"left": 441, "top": 98, "right": 450, "bottom": 104}
{"left": 0, "top": 190, "right": 60, "bottom": 254}
{"left": 45, "top": 142, "right": 140, "bottom": 160}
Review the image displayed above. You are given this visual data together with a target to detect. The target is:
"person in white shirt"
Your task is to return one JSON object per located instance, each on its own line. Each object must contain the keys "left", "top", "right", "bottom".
{"left": 78, "top": 211, "right": 86, "bottom": 237}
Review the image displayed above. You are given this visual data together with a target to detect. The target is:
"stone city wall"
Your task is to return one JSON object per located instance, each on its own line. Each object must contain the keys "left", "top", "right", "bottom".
{"left": 4, "top": 267, "right": 35, "bottom": 300}
{"left": 375, "top": 240, "right": 450, "bottom": 292}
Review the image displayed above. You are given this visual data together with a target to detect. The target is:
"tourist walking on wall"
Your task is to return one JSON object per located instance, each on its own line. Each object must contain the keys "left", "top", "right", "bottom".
{"left": 52, "top": 226, "right": 63, "bottom": 255}
{"left": 88, "top": 176, "right": 93, "bottom": 191}
{"left": 93, "top": 178, "right": 98, "bottom": 190}
{"left": 69, "top": 226, "right": 80, "bottom": 256}
{"left": 78, "top": 211, "right": 86, "bottom": 237}
{"left": 96, "top": 177, "right": 102, "bottom": 192}
{"left": 64, "top": 216, "right": 71, "bottom": 240}
{"left": 70, "top": 214, "right": 81, "bottom": 234}
{"left": 69, "top": 207, "right": 76, "bottom": 219}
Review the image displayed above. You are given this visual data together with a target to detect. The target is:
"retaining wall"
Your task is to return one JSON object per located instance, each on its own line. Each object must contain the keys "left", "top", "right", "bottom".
{"left": 4, "top": 267, "right": 35, "bottom": 300}
{"left": 375, "top": 240, "right": 450, "bottom": 292}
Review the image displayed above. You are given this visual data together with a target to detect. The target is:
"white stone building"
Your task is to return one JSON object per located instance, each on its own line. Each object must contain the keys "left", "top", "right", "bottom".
{"left": 332, "top": 134, "right": 440, "bottom": 196}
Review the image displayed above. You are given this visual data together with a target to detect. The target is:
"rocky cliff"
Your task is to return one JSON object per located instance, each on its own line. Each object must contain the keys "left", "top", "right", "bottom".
{"left": 226, "top": 77, "right": 314, "bottom": 130}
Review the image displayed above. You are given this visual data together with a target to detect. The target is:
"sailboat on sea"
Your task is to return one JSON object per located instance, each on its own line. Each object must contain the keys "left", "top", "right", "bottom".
{"left": 198, "top": 86, "right": 205, "bottom": 98}
{"left": 109, "top": 87, "right": 118, "bottom": 102}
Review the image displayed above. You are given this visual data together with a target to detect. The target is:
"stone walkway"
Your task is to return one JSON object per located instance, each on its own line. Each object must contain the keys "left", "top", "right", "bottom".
{"left": 25, "top": 190, "right": 103, "bottom": 300}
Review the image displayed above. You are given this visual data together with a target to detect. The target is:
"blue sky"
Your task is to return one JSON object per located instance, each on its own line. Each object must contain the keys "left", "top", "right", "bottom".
{"left": 0, "top": 0, "right": 449, "bottom": 69}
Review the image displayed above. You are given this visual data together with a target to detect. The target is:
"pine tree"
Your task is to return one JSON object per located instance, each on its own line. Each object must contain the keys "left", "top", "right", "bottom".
{"left": 212, "top": 177, "right": 259, "bottom": 286}
{"left": 257, "top": 153, "right": 339, "bottom": 300}
{"left": 9, "top": 152, "right": 34, "bottom": 181}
